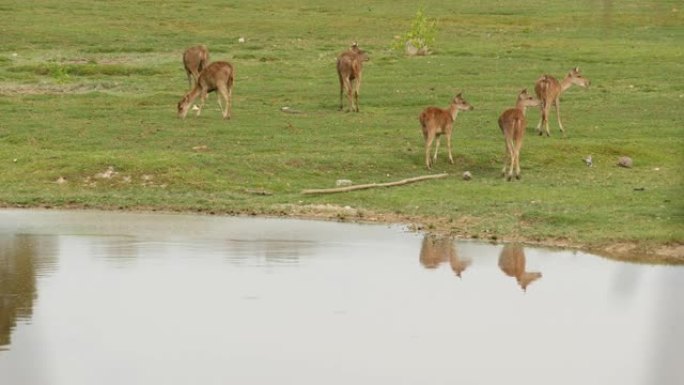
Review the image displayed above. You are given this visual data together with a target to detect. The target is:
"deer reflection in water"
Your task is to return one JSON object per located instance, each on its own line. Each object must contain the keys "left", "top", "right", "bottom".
{"left": 0, "top": 235, "right": 57, "bottom": 349}
{"left": 419, "top": 235, "right": 471, "bottom": 278}
{"left": 498, "top": 244, "right": 542, "bottom": 291}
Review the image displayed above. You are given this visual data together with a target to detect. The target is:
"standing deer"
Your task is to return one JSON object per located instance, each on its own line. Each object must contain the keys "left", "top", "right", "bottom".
{"left": 498, "top": 244, "right": 542, "bottom": 292}
{"left": 337, "top": 42, "right": 369, "bottom": 112}
{"left": 534, "top": 67, "right": 590, "bottom": 136}
{"left": 182, "top": 45, "right": 210, "bottom": 89}
{"left": 498, "top": 89, "right": 540, "bottom": 181}
{"left": 177, "top": 61, "right": 234, "bottom": 120}
{"left": 419, "top": 93, "right": 474, "bottom": 169}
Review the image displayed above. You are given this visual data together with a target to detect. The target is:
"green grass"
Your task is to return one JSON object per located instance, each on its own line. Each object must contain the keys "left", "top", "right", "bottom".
{"left": 0, "top": 0, "right": 682, "bottom": 260}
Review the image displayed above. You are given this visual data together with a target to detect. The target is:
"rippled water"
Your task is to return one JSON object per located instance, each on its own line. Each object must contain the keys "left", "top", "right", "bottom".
{"left": 1, "top": 209, "right": 682, "bottom": 385}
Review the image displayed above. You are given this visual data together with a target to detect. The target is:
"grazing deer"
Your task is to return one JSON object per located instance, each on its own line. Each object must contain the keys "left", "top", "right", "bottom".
{"left": 419, "top": 93, "right": 474, "bottom": 169}
{"left": 498, "top": 89, "right": 540, "bottom": 181}
{"left": 182, "top": 45, "right": 210, "bottom": 89}
{"left": 498, "top": 244, "right": 542, "bottom": 292}
{"left": 337, "top": 42, "right": 369, "bottom": 112}
{"left": 534, "top": 67, "right": 590, "bottom": 136}
{"left": 177, "top": 61, "right": 234, "bottom": 120}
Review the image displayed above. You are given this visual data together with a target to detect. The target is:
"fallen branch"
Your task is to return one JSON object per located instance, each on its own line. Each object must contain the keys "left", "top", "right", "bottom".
{"left": 302, "top": 173, "right": 448, "bottom": 195}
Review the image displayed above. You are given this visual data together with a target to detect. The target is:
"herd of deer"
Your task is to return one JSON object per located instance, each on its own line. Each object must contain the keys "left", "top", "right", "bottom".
{"left": 177, "top": 43, "right": 590, "bottom": 181}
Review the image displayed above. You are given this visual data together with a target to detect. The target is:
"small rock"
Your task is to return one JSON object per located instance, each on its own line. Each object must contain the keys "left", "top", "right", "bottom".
{"left": 336, "top": 179, "right": 353, "bottom": 187}
{"left": 192, "top": 145, "right": 208, "bottom": 152}
{"left": 618, "top": 156, "right": 633, "bottom": 168}
{"left": 462, "top": 171, "right": 472, "bottom": 180}
{"left": 56, "top": 176, "right": 67, "bottom": 184}
{"left": 280, "top": 106, "right": 302, "bottom": 114}
{"left": 13, "top": 158, "right": 17, "bottom": 163}
{"left": 583, "top": 155, "right": 593, "bottom": 167}
{"left": 238, "top": 37, "right": 245, "bottom": 43}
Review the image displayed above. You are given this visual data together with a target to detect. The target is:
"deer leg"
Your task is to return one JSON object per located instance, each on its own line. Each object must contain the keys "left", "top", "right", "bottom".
{"left": 342, "top": 78, "right": 353, "bottom": 112}
{"left": 216, "top": 94, "right": 223, "bottom": 111}
{"left": 425, "top": 132, "right": 436, "bottom": 169}
{"left": 543, "top": 104, "right": 552, "bottom": 137}
{"left": 505, "top": 138, "right": 515, "bottom": 181}
{"left": 338, "top": 74, "right": 345, "bottom": 111}
{"left": 502, "top": 141, "right": 510, "bottom": 177}
{"left": 554, "top": 98, "right": 565, "bottom": 135}
{"left": 196, "top": 91, "right": 207, "bottom": 117}
{"left": 432, "top": 136, "right": 441, "bottom": 164}
{"left": 217, "top": 85, "right": 230, "bottom": 119}
{"left": 514, "top": 138, "right": 523, "bottom": 179}
{"left": 353, "top": 73, "right": 362, "bottom": 112}
{"left": 446, "top": 132, "right": 454, "bottom": 165}
{"left": 536, "top": 102, "right": 544, "bottom": 135}
{"left": 187, "top": 71, "right": 193, "bottom": 90}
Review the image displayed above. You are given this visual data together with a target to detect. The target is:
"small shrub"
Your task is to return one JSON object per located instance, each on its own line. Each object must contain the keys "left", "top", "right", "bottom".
{"left": 393, "top": 8, "right": 437, "bottom": 56}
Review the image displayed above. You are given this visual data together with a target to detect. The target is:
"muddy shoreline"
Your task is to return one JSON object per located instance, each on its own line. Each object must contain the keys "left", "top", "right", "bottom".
{"left": 2, "top": 203, "right": 682, "bottom": 264}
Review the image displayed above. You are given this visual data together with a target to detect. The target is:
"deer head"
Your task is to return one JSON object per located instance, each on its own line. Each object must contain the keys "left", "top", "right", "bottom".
{"left": 453, "top": 92, "right": 474, "bottom": 111}
{"left": 568, "top": 67, "right": 590, "bottom": 88}
{"left": 517, "top": 88, "right": 540, "bottom": 108}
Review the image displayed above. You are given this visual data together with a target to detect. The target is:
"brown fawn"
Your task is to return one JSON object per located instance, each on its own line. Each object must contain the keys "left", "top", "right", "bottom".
{"left": 498, "top": 89, "right": 540, "bottom": 181}
{"left": 419, "top": 93, "right": 474, "bottom": 169}
{"left": 337, "top": 42, "right": 369, "bottom": 112}
{"left": 177, "top": 61, "right": 234, "bottom": 120}
{"left": 182, "top": 45, "right": 209, "bottom": 90}
{"left": 534, "top": 67, "right": 590, "bottom": 136}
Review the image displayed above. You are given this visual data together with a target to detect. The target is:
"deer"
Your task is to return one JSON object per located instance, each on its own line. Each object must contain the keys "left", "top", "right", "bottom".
{"left": 182, "top": 45, "right": 209, "bottom": 90}
{"left": 336, "top": 42, "right": 369, "bottom": 112}
{"left": 419, "top": 93, "right": 474, "bottom": 169}
{"left": 498, "top": 89, "right": 540, "bottom": 181}
{"left": 498, "top": 244, "right": 542, "bottom": 292}
{"left": 177, "top": 61, "right": 234, "bottom": 120}
{"left": 534, "top": 67, "right": 590, "bottom": 137}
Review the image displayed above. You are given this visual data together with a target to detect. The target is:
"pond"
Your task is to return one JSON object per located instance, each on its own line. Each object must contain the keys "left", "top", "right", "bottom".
{"left": 1, "top": 209, "right": 682, "bottom": 385}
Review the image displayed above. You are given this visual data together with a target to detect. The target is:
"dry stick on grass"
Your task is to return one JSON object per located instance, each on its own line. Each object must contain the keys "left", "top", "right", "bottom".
{"left": 301, "top": 173, "right": 448, "bottom": 195}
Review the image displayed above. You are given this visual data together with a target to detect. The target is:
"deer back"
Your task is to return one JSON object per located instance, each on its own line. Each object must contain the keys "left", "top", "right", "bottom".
{"left": 198, "top": 61, "right": 234, "bottom": 91}
{"left": 183, "top": 45, "right": 209, "bottom": 73}
{"left": 420, "top": 107, "right": 453, "bottom": 132}
{"left": 534, "top": 75, "right": 561, "bottom": 101}
{"left": 498, "top": 108, "right": 526, "bottom": 138}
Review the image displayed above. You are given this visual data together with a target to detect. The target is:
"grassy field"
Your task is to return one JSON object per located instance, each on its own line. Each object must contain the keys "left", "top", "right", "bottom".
{"left": 0, "top": 0, "right": 682, "bottom": 261}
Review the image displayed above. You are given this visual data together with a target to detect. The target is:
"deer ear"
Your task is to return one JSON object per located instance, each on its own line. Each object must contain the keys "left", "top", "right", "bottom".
{"left": 574, "top": 66, "right": 580, "bottom": 72}
{"left": 521, "top": 88, "right": 527, "bottom": 94}
{"left": 456, "top": 92, "right": 462, "bottom": 98}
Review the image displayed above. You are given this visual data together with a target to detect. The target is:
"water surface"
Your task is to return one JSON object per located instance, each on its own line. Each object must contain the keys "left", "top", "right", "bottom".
{"left": 1, "top": 209, "right": 682, "bottom": 385}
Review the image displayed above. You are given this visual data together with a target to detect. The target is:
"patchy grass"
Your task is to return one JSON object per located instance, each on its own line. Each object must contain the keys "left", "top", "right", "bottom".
{"left": 0, "top": 0, "right": 682, "bottom": 262}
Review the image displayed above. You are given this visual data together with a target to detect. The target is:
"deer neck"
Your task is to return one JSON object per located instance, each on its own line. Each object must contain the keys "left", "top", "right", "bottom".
{"left": 560, "top": 75, "right": 575, "bottom": 93}
{"left": 515, "top": 102, "right": 529, "bottom": 116}
{"left": 449, "top": 104, "right": 460, "bottom": 121}
{"left": 187, "top": 85, "right": 202, "bottom": 99}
